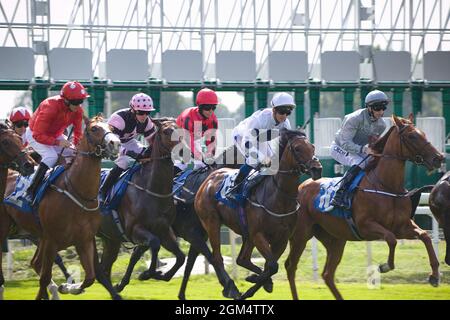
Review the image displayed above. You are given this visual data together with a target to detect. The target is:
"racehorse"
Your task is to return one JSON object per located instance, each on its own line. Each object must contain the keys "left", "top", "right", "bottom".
{"left": 285, "top": 115, "right": 445, "bottom": 300}
{"left": 0, "top": 123, "right": 35, "bottom": 299}
{"left": 428, "top": 171, "right": 450, "bottom": 266}
{"left": 194, "top": 128, "right": 322, "bottom": 299}
{"left": 1, "top": 116, "right": 121, "bottom": 300}
{"left": 114, "top": 165, "right": 242, "bottom": 300}
{"left": 98, "top": 118, "right": 188, "bottom": 293}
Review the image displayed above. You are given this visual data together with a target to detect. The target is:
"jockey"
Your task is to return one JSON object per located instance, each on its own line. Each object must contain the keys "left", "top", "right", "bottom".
{"left": 328, "top": 89, "right": 389, "bottom": 210}
{"left": 99, "top": 93, "right": 156, "bottom": 201}
{"left": 175, "top": 87, "right": 218, "bottom": 172}
{"left": 231, "top": 92, "right": 294, "bottom": 189}
{"left": 9, "top": 106, "right": 32, "bottom": 146}
{"left": 24, "top": 81, "right": 89, "bottom": 202}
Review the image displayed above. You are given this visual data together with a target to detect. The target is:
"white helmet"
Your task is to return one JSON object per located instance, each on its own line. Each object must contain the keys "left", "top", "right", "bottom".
{"left": 271, "top": 92, "right": 296, "bottom": 108}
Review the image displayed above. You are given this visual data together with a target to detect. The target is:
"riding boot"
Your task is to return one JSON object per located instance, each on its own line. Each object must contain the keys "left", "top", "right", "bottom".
{"left": 227, "top": 163, "right": 253, "bottom": 200}
{"left": 330, "top": 165, "right": 362, "bottom": 209}
{"left": 24, "top": 162, "right": 49, "bottom": 203}
{"left": 99, "top": 165, "right": 125, "bottom": 202}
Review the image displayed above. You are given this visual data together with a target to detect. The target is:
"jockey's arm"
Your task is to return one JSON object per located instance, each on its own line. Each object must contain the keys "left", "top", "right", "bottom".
{"left": 71, "top": 109, "right": 83, "bottom": 145}
{"left": 335, "top": 116, "right": 362, "bottom": 154}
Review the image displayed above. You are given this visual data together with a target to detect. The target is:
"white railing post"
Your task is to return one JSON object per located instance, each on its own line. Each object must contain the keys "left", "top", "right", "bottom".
{"left": 312, "top": 237, "right": 318, "bottom": 281}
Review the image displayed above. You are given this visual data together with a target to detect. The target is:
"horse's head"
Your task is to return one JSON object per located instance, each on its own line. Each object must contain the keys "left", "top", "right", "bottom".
{"left": 151, "top": 117, "right": 179, "bottom": 157}
{"left": 0, "top": 123, "right": 34, "bottom": 176}
{"left": 392, "top": 115, "right": 444, "bottom": 171}
{"left": 80, "top": 115, "right": 121, "bottom": 159}
{"left": 280, "top": 128, "right": 322, "bottom": 180}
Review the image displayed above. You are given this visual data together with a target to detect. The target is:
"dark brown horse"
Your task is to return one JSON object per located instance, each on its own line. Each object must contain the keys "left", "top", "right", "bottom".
{"left": 195, "top": 128, "right": 322, "bottom": 299}
{"left": 98, "top": 118, "right": 188, "bottom": 292}
{"left": 1, "top": 116, "right": 121, "bottom": 300}
{"left": 285, "top": 115, "right": 445, "bottom": 300}
{"left": 428, "top": 171, "right": 450, "bottom": 266}
{"left": 0, "top": 123, "right": 35, "bottom": 299}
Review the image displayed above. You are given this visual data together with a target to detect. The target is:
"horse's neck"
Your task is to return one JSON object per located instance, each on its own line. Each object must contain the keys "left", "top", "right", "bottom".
{"left": 372, "top": 132, "right": 406, "bottom": 192}
{"left": 0, "top": 168, "right": 7, "bottom": 202}
{"left": 269, "top": 157, "right": 299, "bottom": 198}
{"left": 66, "top": 149, "right": 102, "bottom": 198}
{"left": 140, "top": 143, "right": 173, "bottom": 192}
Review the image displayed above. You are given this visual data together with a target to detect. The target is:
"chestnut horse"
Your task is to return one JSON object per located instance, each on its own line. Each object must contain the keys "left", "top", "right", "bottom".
{"left": 428, "top": 171, "right": 450, "bottom": 266}
{"left": 0, "top": 123, "right": 35, "bottom": 299}
{"left": 195, "top": 128, "right": 322, "bottom": 299}
{"left": 98, "top": 118, "right": 188, "bottom": 291}
{"left": 1, "top": 116, "right": 121, "bottom": 300}
{"left": 285, "top": 115, "right": 445, "bottom": 300}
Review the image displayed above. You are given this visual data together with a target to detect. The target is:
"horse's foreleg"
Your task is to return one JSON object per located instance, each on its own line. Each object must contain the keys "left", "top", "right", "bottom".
{"left": 156, "top": 228, "right": 185, "bottom": 281}
{"left": 240, "top": 232, "right": 277, "bottom": 300}
{"left": 360, "top": 222, "right": 397, "bottom": 273}
{"left": 99, "top": 237, "right": 121, "bottom": 280}
{"left": 36, "top": 239, "right": 56, "bottom": 300}
{"left": 130, "top": 226, "right": 161, "bottom": 281}
{"left": 399, "top": 220, "right": 440, "bottom": 286}
{"left": 116, "top": 245, "right": 148, "bottom": 292}
{"left": 315, "top": 230, "right": 346, "bottom": 300}
{"left": 93, "top": 240, "right": 122, "bottom": 300}
{"left": 178, "top": 245, "right": 199, "bottom": 300}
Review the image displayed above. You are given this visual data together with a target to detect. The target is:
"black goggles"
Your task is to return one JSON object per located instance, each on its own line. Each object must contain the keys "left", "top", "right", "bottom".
{"left": 68, "top": 99, "right": 85, "bottom": 106}
{"left": 136, "top": 110, "right": 151, "bottom": 116}
{"left": 14, "top": 120, "right": 28, "bottom": 128}
{"left": 200, "top": 105, "right": 217, "bottom": 111}
{"left": 370, "top": 103, "right": 387, "bottom": 111}
{"left": 276, "top": 108, "right": 293, "bottom": 116}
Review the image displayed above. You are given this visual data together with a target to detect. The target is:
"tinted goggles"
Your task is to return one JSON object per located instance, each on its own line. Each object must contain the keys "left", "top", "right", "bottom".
{"left": 136, "top": 110, "right": 151, "bottom": 116}
{"left": 200, "top": 104, "right": 217, "bottom": 111}
{"left": 370, "top": 103, "right": 387, "bottom": 111}
{"left": 276, "top": 108, "right": 292, "bottom": 116}
{"left": 68, "top": 99, "right": 85, "bottom": 106}
{"left": 14, "top": 120, "right": 28, "bottom": 128}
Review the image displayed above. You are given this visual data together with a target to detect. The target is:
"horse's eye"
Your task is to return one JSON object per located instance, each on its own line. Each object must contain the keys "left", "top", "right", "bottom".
{"left": 91, "top": 126, "right": 98, "bottom": 132}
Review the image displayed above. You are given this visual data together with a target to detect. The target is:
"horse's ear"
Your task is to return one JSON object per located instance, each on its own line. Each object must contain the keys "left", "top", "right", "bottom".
{"left": 392, "top": 114, "right": 402, "bottom": 128}
{"left": 152, "top": 119, "right": 162, "bottom": 129}
{"left": 4, "top": 119, "right": 12, "bottom": 129}
{"left": 408, "top": 112, "right": 414, "bottom": 123}
{"left": 96, "top": 112, "right": 104, "bottom": 121}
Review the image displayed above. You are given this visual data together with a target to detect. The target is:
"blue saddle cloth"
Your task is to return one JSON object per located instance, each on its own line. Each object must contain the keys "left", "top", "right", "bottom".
{"left": 313, "top": 171, "right": 365, "bottom": 219}
{"left": 173, "top": 168, "right": 193, "bottom": 198}
{"left": 100, "top": 164, "right": 142, "bottom": 214}
{"left": 4, "top": 166, "right": 66, "bottom": 214}
{"left": 215, "top": 170, "right": 265, "bottom": 209}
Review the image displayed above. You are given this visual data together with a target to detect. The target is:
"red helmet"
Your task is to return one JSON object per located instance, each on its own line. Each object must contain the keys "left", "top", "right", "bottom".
{"left": 60, "top": 81, "right": 90, "bottom": 100}
{"left": 9, "top": 107, "right": 31, "bottom": 122}
{"left": 196, "top": 88, "right": 218, "bottom": 106}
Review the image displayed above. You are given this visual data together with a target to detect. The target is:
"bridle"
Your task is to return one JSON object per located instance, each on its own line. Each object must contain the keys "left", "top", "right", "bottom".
{"left": 77, "top": 124, "right": 116, "bottom": 159}
{"left": 0, "top": 128, "right": 29, "bottom": 171}
{"left": 278, "top": 135, "right": 319, "bottom": 175}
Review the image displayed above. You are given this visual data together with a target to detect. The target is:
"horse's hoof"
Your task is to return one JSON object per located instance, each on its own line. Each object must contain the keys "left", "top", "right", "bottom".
{"left": 245, "top": 274, "right": 259, "bottom": 283}
{"left": 112, "top": 294, "right": 123, "bottom": 300}
{"left": 0, "top": 286, "right": 4, "bottom": 300}
{"left": 378, "top": 263, "right": 392, "bottom": 273}
{"left": 114, "top": 284, "right": 124, "bottom": 293}
{"left": 178, "top": 294, "right": 186, "bottom": 300}
{"left": 138, "top": 271, "right": 151, "bottom": 281}
{"left": 222, "top": 282, "right": 241, "bottom": 300}
{"left": 429, "top": 275, "right": 440, "bottom": 287}
{"left": 58, "top": 284, "right": 69, "bottom": 294}
{"left": 263, "top": 279, "right": 273, "bottom": 293}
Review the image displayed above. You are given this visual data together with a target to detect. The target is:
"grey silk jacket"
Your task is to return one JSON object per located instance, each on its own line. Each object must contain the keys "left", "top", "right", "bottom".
{"left": 334, "top": 108, "right": 386, "bottom": 154}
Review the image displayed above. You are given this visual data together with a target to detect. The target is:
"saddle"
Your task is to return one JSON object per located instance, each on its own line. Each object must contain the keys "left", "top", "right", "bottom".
{"left": 173, "top": 166, "right": 211, "bottom": 205}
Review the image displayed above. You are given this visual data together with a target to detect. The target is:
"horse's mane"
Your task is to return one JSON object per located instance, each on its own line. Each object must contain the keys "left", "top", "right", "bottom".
{"left": 0, "top": 122, "right": 9, "bottom": 131}
{"left": 279, "top": 128, "right": 307, "bottom": 159}
{"left": 365, "top": 117, "right": 413, "bottom": 172}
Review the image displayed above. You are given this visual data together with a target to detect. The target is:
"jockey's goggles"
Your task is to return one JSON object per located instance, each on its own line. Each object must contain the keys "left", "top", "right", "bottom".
{"left": 68, "top": 99, "right": 85, "bottom": 106}
{"left": 135, "top": 110, "right": 151, "bottom": 116}
{"left": 276, "top": 106, "right": 293, "bottom": 116}
{"left": 370, "top": 103, "right": 387, "bottom": 111}
{"left": 200, "top": 104, "right": 217, "bottom": 111}
{"left": 14, "top": 120, "right": 28, "bottom": 128}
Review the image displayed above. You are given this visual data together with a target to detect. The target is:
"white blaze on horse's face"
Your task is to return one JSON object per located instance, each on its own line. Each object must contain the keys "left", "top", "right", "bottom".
{"left": 96, "top": 121, "right": 121, "bottom": 157}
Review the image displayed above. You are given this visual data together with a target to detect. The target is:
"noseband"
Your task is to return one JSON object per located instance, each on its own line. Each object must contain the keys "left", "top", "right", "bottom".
{"left": 279, "top": 136, "right": 318, "bottom": 175}
{"left": 78, "top": 126, "right": 115, "bottom": 159}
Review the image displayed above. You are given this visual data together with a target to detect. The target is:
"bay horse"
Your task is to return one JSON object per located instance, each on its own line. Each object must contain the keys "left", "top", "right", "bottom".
{"left": 0, "top": 123, "right": 35, "bottom": 299}
{"left": 114, "top": 165, "right": 242, "bottom": 300}
{"left": 285, "top": 115, "right": 445, "bottom": 300}
{"left": 428, "top": 171, "right": 450, "bottom": 266}
{"left": 98, "top": 118, "right": 188, "bottom": 293}
{"left": 194, "top": 128, "right": 322, "bottom": 299}
{"left": 1, "top": 116, "right": 121, "bottom": 300}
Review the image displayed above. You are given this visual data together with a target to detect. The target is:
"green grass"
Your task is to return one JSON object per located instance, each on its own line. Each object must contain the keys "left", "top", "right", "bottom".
{"left": 2, "top": 239, "right": 450, "bottom": 300}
